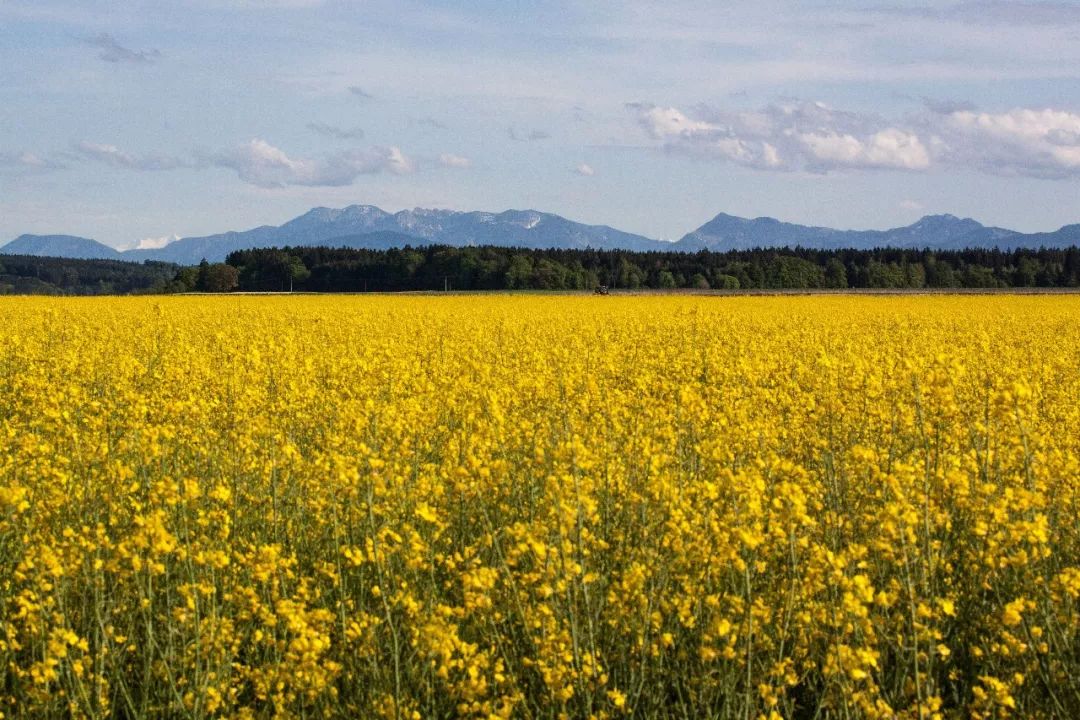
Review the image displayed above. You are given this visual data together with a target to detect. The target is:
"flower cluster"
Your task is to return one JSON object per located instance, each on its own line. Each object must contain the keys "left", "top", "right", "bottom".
{"left": 0, "top": 295, "right": 1078, "bottom": 719}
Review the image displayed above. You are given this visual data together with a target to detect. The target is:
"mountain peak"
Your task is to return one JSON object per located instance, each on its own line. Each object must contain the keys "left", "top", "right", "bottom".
{"left": 1, "top": 234, "right": 122, "bottom": 260}
{"left": 291, "top": 205, "right": 390, "bottom": 223}
{"left": 8, "top": 206, "right": 1075, "bottom": 264}
{"left": 677, "top": 211, "right": 1026, "bottom": 252}
{"left": 914, "top": 213, "right": 976, "bottom": 225}
{"left": 341, "top": 204, "right": 391, "bottom": 217}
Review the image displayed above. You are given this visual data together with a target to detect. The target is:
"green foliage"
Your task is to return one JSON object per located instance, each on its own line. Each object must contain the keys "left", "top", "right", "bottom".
{"left": 505, "top": 255, "right": 533, "bottom": 289}
{"left": 222, "top": 244, "right": 1080, "bottom": 293}
{"left": 199, "top": 263, "right": 240, "bottom": 293}
{"left": 714, "top": 273, "right": 741, "bottom": 290}
{"left": 174, "top": 266, "right": 199, "bottom": 291}
{"left": 867, "top": 260, "right": 907, "bottom": 289}
{"left": 0, "top": 255, "right": 177, "bottom": 295}
{"left": 772, "top": 255, "right": 825, "bottom": 289}
{"left": 616, "top": 257, "right": 644, "bottom": 289}
{"left": 8, "top": 243, "right": 1080, "bottom": 295}
{"left": 824, "top": 258, "right": 848, "bottom": 289}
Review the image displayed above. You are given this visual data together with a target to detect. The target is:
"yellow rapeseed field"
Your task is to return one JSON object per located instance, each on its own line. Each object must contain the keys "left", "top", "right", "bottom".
{"left": 1, "top": 295, "right": 1079, "bottom": 720}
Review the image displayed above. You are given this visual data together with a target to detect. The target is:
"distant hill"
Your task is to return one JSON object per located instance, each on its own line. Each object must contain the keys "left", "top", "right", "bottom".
{"left": 114, "top": 206, "right": 667, "bottom": 264}
{"left": 675, "top": 213, "right": 1022, "bottom": 251}
{"left": 123, "top": 226, "right": 280, "bottom": 264}
{"left": 7, "top": 206, "right": 1080, "bottom": 264}
{"left": 1016, "top": 224, "right": 1080, "bottom": 248}
{"left": 0, "top": 234, "right": 122, "bottom": 260}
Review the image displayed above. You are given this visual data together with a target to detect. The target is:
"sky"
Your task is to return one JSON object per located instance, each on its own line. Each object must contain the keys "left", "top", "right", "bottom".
{"left": 4, "top": 1, "right": 1080, "bottom": 248}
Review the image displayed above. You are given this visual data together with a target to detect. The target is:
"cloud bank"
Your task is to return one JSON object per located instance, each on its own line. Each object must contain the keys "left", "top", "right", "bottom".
{"left": 926, "top": 108, "right": 1080, "bottom": 179}
{"left": 207, "top": 139, "right": 414, "bottom": 188}
{"left": 632, "top": 100, "right": 1080, "bottom": 178}
{"left": 68, "top": 138, "right": 438, "bottom": 188}
{"left": 74, "top": 141, "right": 184, "bottom": 170}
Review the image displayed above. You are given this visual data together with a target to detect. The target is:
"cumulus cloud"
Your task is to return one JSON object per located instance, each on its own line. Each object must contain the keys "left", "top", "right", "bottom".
{"left": 630, "top": 104, "right": 716, "bottom": 139}
{"left": 67, "top": 137, "right": 429, "bottom": 187}
{"left": 307, "top": 122, "right": 365, "bottom": 140}
{"left": 632, "top": 101, "right": 929, "bottom": 172}
{"left": 83, "top": 33, "right": 160, "bottom": 64}
{"left": 123, "top": 234, "right": 179, "bottom": 251}
{"left": 800, "top": 127, "right": 930, "bottom": 172}
{"left": 438, "top": 153, "right": 470, "bottom": 169}
{"left": 924, "top": 107, "right": 1080, "bottom": 178}
{"left": 208, "top": 138, "right": 414, "bottom": 188}
{"left": 575, "top": 162, "right": 595, "bottom": 176}
{"left": 74, "top": 141, "right": 185, "bottom": 170}
{"left": 631, "top": 100, "right": 1080, "bottom": 178}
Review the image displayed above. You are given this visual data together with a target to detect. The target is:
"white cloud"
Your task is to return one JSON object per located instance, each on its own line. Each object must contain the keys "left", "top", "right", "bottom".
{"left": 899, "top": 199, "right": 924, "bottom": 211}
{"left": 928, "top": 107, "right": 1080, "bottom": 178}
{"left": 70, "top": 137, "right": 428, "bottom": 188}
{"left": 632, "top": 104, "right": 716, "bottom": 139}
{"left": 798, "top": 128, "right": 930, "bottom": 171}
{"left": 134, "top": 234, "right": 179, "bottom": 250}
{"left": 633, "top": 101, "right": 927, "bottom": 172}
{"left": 209, "top": 138, "right": 414, "bottom": 188}
{"left": 113, "top": 233, "right": 180, "bottom": 251}
{"left": 438, "top": 153, "right": 470, "bottom": 169}
{"left": 631, "top": 100, "right": 1080, "bottom": 178}
{"left": 74, "top": 141, "right": 184, "bottom": 170}
{"left": 575, "top": 162, "right": 595, "bottom": 176}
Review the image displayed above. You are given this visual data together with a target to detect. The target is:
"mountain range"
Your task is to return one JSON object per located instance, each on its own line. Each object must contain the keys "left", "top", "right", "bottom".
{"left": 4, "top": 206, "right": 1080, "bottom": 265}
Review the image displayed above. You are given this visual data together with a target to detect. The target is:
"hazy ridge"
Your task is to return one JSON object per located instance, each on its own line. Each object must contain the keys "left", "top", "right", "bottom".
{"left": 5, "top": 206, "right": 1080, "bottom": 264}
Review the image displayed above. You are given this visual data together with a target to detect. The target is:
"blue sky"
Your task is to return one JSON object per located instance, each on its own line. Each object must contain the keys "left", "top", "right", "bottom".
{"left": 4, "top": 0, "right": 1080, "bottom": 248}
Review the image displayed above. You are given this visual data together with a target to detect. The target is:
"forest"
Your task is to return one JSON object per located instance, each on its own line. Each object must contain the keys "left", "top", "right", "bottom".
{"left": 0, "top": 254, "right": 178, "bottom": 295}
{"left": 5, "top": 244, "right": 1080, "bottom": 294}
{"left": 222, "top": 244, "right": 1080, "bottom": 292}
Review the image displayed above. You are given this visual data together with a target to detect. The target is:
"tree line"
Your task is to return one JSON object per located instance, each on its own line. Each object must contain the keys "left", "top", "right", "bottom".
{"left": 0, "top": 255, "right": 178, "bottom": 295}
{"left": 4, "top": 244, "right": 1080, "bottom": 295}
{"left": 218, "top": 245, "right": 1080, "bottom": 292}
